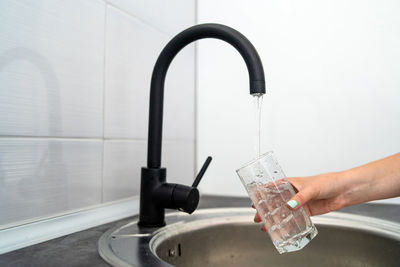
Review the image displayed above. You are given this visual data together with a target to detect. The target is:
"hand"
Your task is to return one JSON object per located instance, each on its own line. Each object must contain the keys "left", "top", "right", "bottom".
{"left": 252, "top": 153, "right": 400, "bottom": 232}
{"left": 253, "top": 172, "right": 349, "bottom": 232}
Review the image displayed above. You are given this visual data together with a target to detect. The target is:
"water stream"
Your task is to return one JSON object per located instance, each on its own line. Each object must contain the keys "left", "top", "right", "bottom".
{"left": 253, "top": 94, "right": 263, "bottom": 179}
{"left": 253, "top": 94, "right": 263, "bottom": 160}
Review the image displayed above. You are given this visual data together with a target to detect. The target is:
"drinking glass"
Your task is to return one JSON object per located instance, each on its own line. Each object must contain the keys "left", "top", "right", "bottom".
{"left": 236, "top": 151, "right": 318, "bottom": 254}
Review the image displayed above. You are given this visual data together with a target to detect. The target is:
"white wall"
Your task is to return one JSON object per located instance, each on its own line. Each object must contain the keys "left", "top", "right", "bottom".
{"left": 197, "top": 0, "right": 400, "bottom": 204}
{"left": 0, "top": 0, "right": 196, "bottom": 227}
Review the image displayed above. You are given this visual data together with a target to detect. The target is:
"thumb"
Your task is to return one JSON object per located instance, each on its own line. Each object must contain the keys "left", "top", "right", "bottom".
{"left": 286, "top": 186, "right": 316, "bottom": 210}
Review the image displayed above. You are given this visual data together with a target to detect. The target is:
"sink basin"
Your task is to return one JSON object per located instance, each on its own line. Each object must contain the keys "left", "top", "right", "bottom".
{"left": 98, "top": 208, "right": 400, "bottom": 267}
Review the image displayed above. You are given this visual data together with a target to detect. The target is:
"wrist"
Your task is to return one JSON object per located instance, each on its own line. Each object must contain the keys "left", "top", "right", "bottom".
{"left": 338, "top": 168, "right": 372, "bottom": 206}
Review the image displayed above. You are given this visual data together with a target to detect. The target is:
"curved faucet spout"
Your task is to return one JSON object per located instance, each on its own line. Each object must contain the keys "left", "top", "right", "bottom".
{"left": 139, "top": 24, "right": 266, "bottom": 227}
{"left": 148, "top": 23, "right": 266, "bottom": 168}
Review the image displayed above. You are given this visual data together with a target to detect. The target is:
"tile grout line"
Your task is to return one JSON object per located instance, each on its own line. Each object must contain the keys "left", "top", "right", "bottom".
{"left": 193, "top": 0, "right": 199, "bottom": 178}
{"left": 0, "top": 136, "right": 104, "bottom": 141}
{"left": 0, "top": 136, "right": 195, "bottom": 142}
{"left": 100, "top": 4, "right": 109, "bottom": 204}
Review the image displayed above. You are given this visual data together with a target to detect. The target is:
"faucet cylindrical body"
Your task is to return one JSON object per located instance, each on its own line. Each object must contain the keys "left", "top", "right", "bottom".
{"left": 139, "top": 167, "right": 167, "bottom": 227}
{"left": 139, "top": 23, "right": 266, "bottom": 227}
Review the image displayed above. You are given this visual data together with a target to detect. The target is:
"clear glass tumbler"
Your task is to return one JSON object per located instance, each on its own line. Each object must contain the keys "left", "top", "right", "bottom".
{"left": 236, "top": 151, "right": 318, "bottom": 254}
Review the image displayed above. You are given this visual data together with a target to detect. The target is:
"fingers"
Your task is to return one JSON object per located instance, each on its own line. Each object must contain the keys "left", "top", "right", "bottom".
{"left": 286, "top": 186, "right": 318, "bottom": 211}
{"left": 287, "top": 177, "right": 305, "bottom": 193}
{"left": 303, "top": 203, "right": 312, "bottom": 216}
{"left": 254, "top": 215, "right": 266, "bottom": 232}
{"left": 254, "top": 212, "right": 262, "bottom": 223}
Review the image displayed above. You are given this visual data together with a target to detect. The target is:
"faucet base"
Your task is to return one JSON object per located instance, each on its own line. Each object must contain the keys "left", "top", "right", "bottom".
{"left": 138, "top": 167, "right": 167, "bottom": 227}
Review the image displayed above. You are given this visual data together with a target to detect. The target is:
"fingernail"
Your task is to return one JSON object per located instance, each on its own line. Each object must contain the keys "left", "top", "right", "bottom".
{"left": 287, "top": 200, "right": 298, "bottom": 209}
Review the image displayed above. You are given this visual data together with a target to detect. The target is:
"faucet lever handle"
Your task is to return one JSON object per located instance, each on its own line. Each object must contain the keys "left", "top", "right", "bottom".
{"left": 192, "top": 156, "right": 212, "bottom": 188}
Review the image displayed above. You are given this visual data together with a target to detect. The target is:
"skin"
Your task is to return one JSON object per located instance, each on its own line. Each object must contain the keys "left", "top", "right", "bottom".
{"left": 253, "top": 153, "right": 400, "bottom": 232}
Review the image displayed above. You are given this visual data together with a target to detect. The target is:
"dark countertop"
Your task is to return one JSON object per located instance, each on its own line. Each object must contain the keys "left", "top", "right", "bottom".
{"left": 1, "top": 195, "right": 399, "bottom": 267}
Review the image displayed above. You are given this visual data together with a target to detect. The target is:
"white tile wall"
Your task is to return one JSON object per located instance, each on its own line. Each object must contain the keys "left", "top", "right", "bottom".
{"left": 105, "top": 0, "right": 196, "bottom": 35}
{"left": 164, "top": 140, "right": 196, "bottom": 184}
{"left": 104, "top": 5, "right": 195, "bottom": 140}
{"left": 0, "top": 139, "right": 103, "bottom": 227}
{"left": 103, "top": 140, "right": 144, "bottom": 201}
{"left": 0, "top": 0, "right": 105, "bottom": 137}
{"left": 103, "top": 140, "right": 195, "bottom": 202}
{"left": 0, "top": 0, "right": 196, "bottom": 228}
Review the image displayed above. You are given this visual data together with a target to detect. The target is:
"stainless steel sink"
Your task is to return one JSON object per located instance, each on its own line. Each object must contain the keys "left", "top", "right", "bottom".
{"left": 98, "top": 208, "right": 400, "bottom": 267}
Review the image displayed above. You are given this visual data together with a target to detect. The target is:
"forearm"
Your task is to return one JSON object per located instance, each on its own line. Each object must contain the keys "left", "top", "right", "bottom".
{"left": 340, "top": 153, "right": 400, "bottom": 206}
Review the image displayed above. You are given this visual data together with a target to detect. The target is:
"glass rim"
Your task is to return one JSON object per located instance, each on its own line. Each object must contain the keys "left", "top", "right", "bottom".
{"left": 236, "top": 150, "right": 275, "bottom": 173}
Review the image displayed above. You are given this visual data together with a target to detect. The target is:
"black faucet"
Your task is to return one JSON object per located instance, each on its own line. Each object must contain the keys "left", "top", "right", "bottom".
{"left": 138, "top": 23, "right": 266, "bottom": 227}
